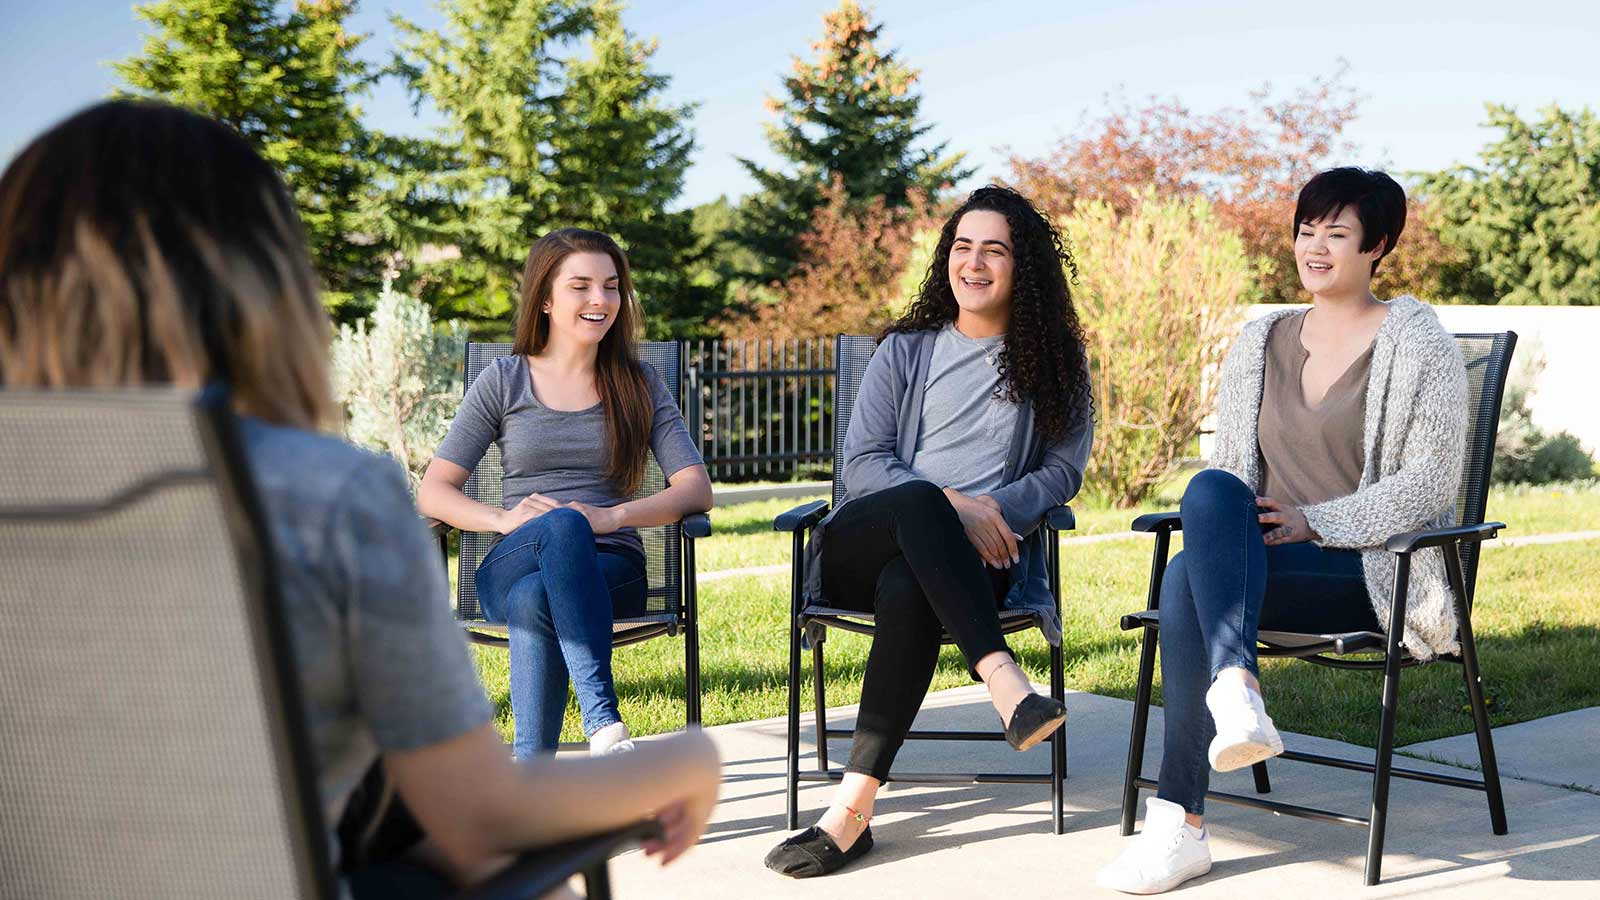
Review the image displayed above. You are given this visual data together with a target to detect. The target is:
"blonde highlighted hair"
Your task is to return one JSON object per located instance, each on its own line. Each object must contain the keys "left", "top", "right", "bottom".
{"left": 0, "top": 100, "right": 336, "bottom": 430}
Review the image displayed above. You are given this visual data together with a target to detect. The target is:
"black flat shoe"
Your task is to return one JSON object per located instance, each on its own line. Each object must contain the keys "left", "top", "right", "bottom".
{"left": 1005, "top": 693, "right": 1066, "bottom": 751}
{"left": 764, "top": 825, "right": 873, "bottom": 878}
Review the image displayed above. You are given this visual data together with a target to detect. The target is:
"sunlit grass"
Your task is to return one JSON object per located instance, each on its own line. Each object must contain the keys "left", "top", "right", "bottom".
{"left": 470, "top": 481, "right": 1600, "bottom": 748}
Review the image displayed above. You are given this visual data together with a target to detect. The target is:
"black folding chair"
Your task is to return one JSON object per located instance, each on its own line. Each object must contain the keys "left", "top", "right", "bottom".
{"left": 435, "top": 341, "right": 710, "bottom": 728}
{"left": 774, "top": 334, "right": 1076, "bottom": 834}
{"left": 1115, "top": 332, "right": 1517, "bottom": 885}
{"left": 0, "top": 387, "right": 652, "bottom": 900}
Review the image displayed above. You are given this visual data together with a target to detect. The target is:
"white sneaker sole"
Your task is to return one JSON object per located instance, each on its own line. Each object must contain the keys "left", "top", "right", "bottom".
{"left": 1209, "top": 730, "right": 1284, "bottom": 772}
{"left": 1096, "top": 857, "right": 1213, "bottom": 894}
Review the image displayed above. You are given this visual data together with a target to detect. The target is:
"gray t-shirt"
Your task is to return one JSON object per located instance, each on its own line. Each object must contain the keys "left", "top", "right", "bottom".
{"left": 239, "top": 418, "right": 492, "bottom": 870}
{"left": 911, "top": 323, "right": 1019, "bottom": 495}
{"left": 433, "top": 355, "right": 704, "bottom": 561}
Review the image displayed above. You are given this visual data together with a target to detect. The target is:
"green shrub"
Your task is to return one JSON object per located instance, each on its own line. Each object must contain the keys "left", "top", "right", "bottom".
{"left": 1063, "top": 193, "right": 1254, "bottom": 507}
{"left": 1493, "top": 344, "right": 1596, "bottom": 484}
{"left": 331, "top": 282, "right": 466, "bottom": 490}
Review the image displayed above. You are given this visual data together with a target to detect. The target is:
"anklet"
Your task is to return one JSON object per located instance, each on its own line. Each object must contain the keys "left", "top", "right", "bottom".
{"left": 843, "top": 804, "right": 871, "bottom": 825}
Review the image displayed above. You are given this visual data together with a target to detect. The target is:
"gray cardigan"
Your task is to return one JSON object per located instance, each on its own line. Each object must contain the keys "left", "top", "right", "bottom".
{"left": 1210, "top": 296, "right": 1469, "bottom": 659}
{"left": 802, "top": 329, "right": 1095, "bottom": 645}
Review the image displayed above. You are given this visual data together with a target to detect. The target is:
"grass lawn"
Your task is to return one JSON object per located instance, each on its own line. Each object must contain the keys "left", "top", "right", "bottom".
{"left": 469, "top": 480, "right": 1600, "bottom": 749}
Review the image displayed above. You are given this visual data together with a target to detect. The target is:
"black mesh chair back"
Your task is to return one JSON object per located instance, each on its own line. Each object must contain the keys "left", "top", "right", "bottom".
{"left": 0, "top": 389, "right": 331, "bottom": 899}
{"left": 830, "top": 335, "right": 878, "bottom": 508}
{"left": 1452, "top": 333, "right": 1517, "bottom": 604}
{"left": 785, "top": 333, "right": 1070, "bottom": 834}
{"left": 455, "top": 343, "right": 684, "bottom": 624}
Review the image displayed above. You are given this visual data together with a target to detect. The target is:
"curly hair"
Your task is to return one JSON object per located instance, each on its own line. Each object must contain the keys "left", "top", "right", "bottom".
{"left": 886, "top": 185, "right": 1092, "bottom": 441}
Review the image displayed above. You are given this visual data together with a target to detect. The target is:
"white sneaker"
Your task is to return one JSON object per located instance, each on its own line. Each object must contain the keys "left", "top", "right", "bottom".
{"left": 1096, "top": 797, "right": 1212, "bottom": 894}
{"left": 589, "top": 722, "right": 635, "bottom": 756}
{"left": 1205, "top": 677, "right": 1284, "bottom": 772}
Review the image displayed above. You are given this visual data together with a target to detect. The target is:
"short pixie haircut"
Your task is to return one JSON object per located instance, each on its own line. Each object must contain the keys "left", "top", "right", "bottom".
{"left": 1293, "top": 167, "right": 1407, "bottom": 275}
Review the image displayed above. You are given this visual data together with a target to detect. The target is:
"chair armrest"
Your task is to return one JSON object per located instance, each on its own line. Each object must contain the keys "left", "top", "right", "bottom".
{"left": 1385, "top": 521, "right": 1504, "bottom": 555}
{"left": 1131, "top": 511, "right": 1182, "bottom": 533}
{"left": 682, "top": 512, "right": 712, "bottom": 539}
{"left": 452, "top": 819, "right": 661, "bottom": 900}
{"left": 1045, "top": 504, "right": 1076, "bottom": 532}
{"left": 774, "top": 499, "right": 830, "bottom": 533}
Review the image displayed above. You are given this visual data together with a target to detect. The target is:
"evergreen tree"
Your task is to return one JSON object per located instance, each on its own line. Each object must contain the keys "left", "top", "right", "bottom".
{"left": 116, "top": 0, "right": 381, "bottom": 319}
{"left": 389, "top": 0, "right": 703, "bottom": 338}
{"left": 548, "top": 2, "right": 713, "bottom": 338}
{"left": 733, "top": 0, "right": 969, "bottom": 286}
{"left": 1417, "top": 104, "right": 1600, "bottom": 305}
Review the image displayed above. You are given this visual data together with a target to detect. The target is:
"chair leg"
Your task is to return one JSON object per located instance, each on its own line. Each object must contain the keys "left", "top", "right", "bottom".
{"left": 812, "top": 635, "right": 829, "bottom": 772}
{"left": 1050, "top": 639, "right": 1066, "bottom": 835}
{"left": 584, "top": 861, "right": 612, "bottom": 900}
{"left": 787, "top": 619, "right": 802, "bottom": 831}
{"left": 1365, "top": 654, "right": 1402, "bottom": 886}
{"left": 684, "top": 536, "right": 702, "bottom": 728}
{"left": 1121, "top": 625, "right": 1158, "bottom": 836}
{"left": 1448, "top": 543, "right": 1508, "bottom": 836}
{"left": 1251, "top": 761, "right": 1271, "bottom": 795}
{"left": 685, "top": 617, "right": 701, "bottom": 728}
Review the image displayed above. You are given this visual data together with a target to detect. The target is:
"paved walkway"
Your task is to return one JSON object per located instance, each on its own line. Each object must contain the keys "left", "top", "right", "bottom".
{"left": 1403, "top": 707, "right": 1600, "bottom": 795}
{"left": 612, "top": 686, "right": 1600, "bottom": 898}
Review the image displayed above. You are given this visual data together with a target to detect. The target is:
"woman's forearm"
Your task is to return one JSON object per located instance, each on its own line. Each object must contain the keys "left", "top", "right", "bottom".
{"left": 388, "top": 725, "right": 720, "bottom": 876}
{"left": 416, "top": 476, "right": 507, "bottom": 534}
{"left": 614, "top": 467, "right": 712, "bottom": 530}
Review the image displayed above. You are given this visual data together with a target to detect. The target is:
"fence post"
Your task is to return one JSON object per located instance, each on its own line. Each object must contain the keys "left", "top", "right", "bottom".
{"left": 684, "top": 347, "right": 704, "bottom": 465}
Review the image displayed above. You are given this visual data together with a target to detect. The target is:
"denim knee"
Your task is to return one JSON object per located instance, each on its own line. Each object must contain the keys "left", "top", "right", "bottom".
{"left": 531, "top": 506, "right": 594, "bottom": 545}
{"left": 1180, "top": 468, "right": 1252, "bottom": 516}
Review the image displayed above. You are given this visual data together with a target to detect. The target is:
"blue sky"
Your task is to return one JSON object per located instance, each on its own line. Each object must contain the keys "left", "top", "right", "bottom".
{"left": 4, "top": 0, "right": 1598, "bottom": 207}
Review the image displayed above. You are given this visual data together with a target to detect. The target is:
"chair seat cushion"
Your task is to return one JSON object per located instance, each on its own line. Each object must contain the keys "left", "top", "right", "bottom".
{"left": 1118, "top": 609, "right": 1390, "bottom": 657}
{"left": 801, "top": 605, "right": 1043, "bottom": 639}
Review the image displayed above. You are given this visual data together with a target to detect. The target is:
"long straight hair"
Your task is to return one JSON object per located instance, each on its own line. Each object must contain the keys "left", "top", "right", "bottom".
{"left": 0, "top": 100, "right": 336, "bottom": 429}
{"left": 513, "top": 228, "right": 653, "bottom": 495}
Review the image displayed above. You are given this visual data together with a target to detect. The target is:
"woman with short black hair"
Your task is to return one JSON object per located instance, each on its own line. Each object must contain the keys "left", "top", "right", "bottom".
{"left": 1097, "top": 167, "right": 1470, "bottom": 893}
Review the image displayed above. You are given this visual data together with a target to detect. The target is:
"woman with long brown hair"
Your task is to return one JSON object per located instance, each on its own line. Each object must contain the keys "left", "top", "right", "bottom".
{"left": 417, "top": 229, "right": 713, "bottom": 760}
{"left": 0, "top": 99, "right": 719, "bottom": 897}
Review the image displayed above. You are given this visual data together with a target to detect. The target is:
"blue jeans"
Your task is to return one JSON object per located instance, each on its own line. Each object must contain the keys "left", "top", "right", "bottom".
{"left": 1156, "top": 469, "right": 1379, "bottom": 814}
{"left": 475, "top": 508, "right": 647, "bottom": 758}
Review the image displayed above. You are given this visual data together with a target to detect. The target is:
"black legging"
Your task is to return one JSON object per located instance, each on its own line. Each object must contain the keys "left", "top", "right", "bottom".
{"left": 819, "top": 480, "right": 1011, "bottom": 781}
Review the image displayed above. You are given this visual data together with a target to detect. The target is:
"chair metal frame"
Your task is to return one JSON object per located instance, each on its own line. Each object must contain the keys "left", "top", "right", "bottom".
{"left": 1114, "top": 332, "right": 1517, "bottom": 886}
{"left": 774, "top": 334, "right": 1075, "bottom": 834}
{"left": 433, "top": 341, "right": 709, "bottom": 728}
{"left": 1, "top": 387, "right": 649, "bottom": 899}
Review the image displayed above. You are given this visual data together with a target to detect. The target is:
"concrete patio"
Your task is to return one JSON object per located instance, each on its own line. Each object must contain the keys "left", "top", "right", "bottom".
{"left": 613, "top": 686, "right": 1600, "bottom": 898}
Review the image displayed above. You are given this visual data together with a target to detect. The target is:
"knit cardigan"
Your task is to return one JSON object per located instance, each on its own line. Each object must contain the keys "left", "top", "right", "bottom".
{"left": 1209, "top": 296, "right": 1469, "bottom": 659}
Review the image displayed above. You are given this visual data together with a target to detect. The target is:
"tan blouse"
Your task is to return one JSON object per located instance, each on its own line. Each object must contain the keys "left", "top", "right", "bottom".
{"left": 1258, "top": 310, "right": 1371, "bottom": 508}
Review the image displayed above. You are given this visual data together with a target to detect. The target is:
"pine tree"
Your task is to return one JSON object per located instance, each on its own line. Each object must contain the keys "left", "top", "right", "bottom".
{"left": 389, "top": 0, "right": 703, "bottom": 338}
{"left": 734, "top": 0, "right": 969, "bottom": 286}
{"left": 1417, "top": 104, "right": 1600, "bottom": 306}
{"left": 547, "top": 1, "right": 713, "bottom": 338}
{"left": 116, "top": 0, "right": 381, "bottom": 319}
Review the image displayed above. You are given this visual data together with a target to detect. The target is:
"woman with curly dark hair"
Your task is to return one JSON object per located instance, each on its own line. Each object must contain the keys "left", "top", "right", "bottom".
{"left": 765, "top": 185, "right": 1094, "bottom": 878}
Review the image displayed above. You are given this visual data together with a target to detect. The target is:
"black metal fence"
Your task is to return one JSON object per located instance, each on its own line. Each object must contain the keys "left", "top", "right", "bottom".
{"left": 683, "top": 338, "right": 836, "bottom": 481}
